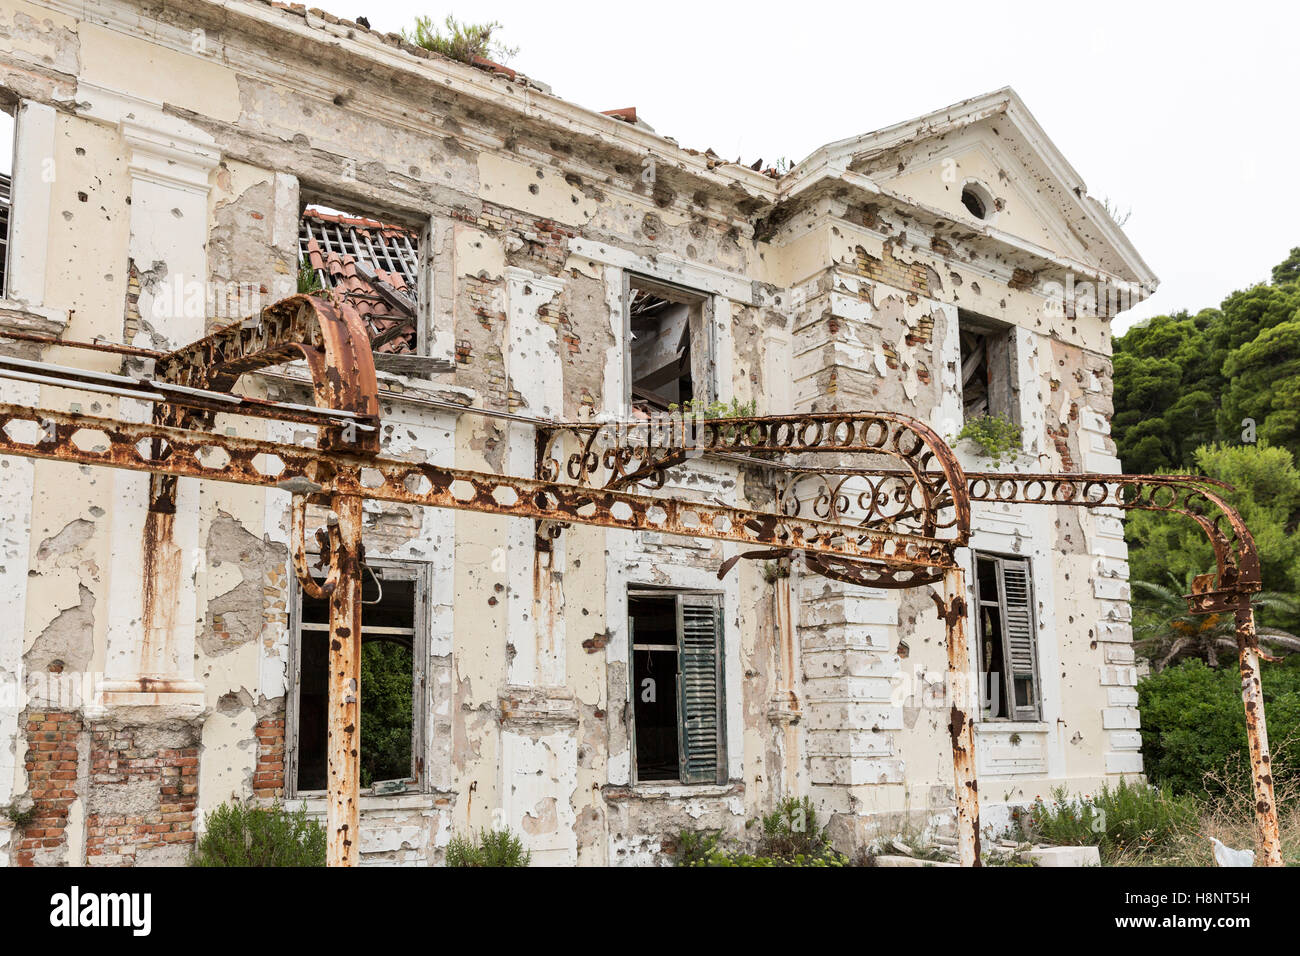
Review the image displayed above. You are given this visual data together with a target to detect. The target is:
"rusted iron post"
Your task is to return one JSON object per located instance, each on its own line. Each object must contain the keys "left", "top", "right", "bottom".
{"left": 1234, "top": 604, "right": 1282, "bottom": 866}
{"left": 326, "top": 494, "right": 365, "bottom": 867}
{"left": 933, "top": 566, "right": 980, "bottom": 867}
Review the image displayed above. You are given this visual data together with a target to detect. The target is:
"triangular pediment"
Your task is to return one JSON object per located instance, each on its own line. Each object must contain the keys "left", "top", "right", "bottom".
{"left": 801, "top": 89, "right": 1156, "bottom": 289}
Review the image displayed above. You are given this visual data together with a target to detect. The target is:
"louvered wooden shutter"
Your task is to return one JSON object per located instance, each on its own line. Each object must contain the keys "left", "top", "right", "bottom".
{"left": 997, "top": 558, "right": 1040, "bottom": 720}
{"left": 676, "top": 594, "right": 725, "bottom": 784}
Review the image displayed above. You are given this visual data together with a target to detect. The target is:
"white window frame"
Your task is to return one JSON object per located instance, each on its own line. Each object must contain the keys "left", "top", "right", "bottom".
{"left": 971, "top": 550, "right": 1042, "bottom": 722}
{"left": 296, "top": 195, "right": 436, "bottom": 360}
{"left": 626, "top": 586, "right": 727, "bottom": 787}
{"left": 286, "top": 556, "right": 432, "bottom": 798}
{"left": 623, "top": 271, "right": 717, "bottom": 412}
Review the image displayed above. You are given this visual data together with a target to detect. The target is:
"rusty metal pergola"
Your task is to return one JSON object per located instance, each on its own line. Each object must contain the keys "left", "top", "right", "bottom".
{"left": 0, "top": 293, "right": 1282, "bottom": 867}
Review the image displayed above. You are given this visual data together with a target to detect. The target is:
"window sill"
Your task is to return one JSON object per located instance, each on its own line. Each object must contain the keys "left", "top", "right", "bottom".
{"left": 604, "top": 782, "right": 743, "bottom": 801}
{"left": 282, "top": 791, "right": 452, "bottom": 813}
{"left": 254, "top": 363, "right": 475, "bottom": 411}
{"left": 974, "top": 720, "right": 1047, "bottom": 733}
{"left": 0, "top": 298, "right": 69, "bottom": 337}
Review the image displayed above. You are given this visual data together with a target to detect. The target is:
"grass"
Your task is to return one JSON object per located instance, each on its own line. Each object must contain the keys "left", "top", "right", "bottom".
{"left": 445, "top": 827, "right": 531, "bottom": 867}
{"left": 1015, "top": 766, "right": 1300, "bottom": 866}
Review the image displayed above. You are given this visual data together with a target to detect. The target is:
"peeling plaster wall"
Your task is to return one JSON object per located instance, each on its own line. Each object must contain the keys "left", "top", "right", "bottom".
{"left": 0, "top": 0, "right": 1147, "bottom": 864}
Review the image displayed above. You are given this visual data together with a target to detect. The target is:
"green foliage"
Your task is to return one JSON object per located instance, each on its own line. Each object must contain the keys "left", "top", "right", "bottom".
{"left": 666, "top": 397, "right": 759, "bottom": 419}
{"left": 359, "top": 640, "right": 414, "bottom": 788}
{"left": 756, "top": 796, "right": 831, "bottom": 858}
{"left": 675, "top": 797, "right": 850, "bottom": 866}
{"left": 673, "top": 828, "right": 722, "bottom": 866}
{"left": 0, "top": 802, "right": 35, "bottom": 827}
{"left": 1138, "top": 657, "right": 1300, "bottom": 795}
{"left": 761, "top": 560, "right": 790, "bottom": 583}
{"left": 401, "top": 15, "right": 517, "bottom": 65}
{"left": 1112, "top": 248, "right": 1300, "bottom": 473}
{"left": 190, "top": 801, "right": 325, "bottom": 867}
{"left": 1219, "top": 318, "right": 1300, "bottom": 461}
{"left": 1273, "top": 247, "right": 1300, "bottom": 287}
{"left": 297, "top": 259, "right": 323, "bottom": 295}
{"left": 445, "top": 828, "right": 531, "bottom": 867}
{"left": 1123, "top": 443, "right": 1300, "bottom": 640}
{"left": 1131, "top": 573, "right": 1300, "bottom": 670}
{"left": 1023, "top": 780, "right": 1200, "bottom": 862}
{"left": 954, "top": 413, "right": 1022, "bottom": 466}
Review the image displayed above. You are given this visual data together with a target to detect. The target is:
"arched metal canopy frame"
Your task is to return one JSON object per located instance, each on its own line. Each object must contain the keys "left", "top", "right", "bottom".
{"left": 0, "top": 293, "right": 1280, "bottom": 867}
{"left": 538, "top": 423, "right": 1284, "bottom": 867}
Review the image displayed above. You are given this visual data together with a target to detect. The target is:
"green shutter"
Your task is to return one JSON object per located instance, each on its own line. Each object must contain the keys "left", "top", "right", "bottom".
{"left": 676, "top": 594, "right": 725, "bottom": 784}
{"left": 997, "top": 558, "right": 1040, "bottom": 720}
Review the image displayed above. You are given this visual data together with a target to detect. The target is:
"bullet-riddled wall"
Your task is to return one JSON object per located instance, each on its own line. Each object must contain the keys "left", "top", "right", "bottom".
{"left": 0, "top": 0, "right": 1154, "bottom": 865}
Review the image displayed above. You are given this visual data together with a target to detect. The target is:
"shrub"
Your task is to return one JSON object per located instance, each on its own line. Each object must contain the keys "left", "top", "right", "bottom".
{"left": 755, "top": 796, "right": 832, "bottom": 859}
{"left": 401, "top": 15, "right": 517, "bottom": 65}
{"left": 673, "top": 829, "right": 722, "bottom": 867}
{"left": 1023, "top": 780, "right": 1201, "bottom": 863}
{"left": 675, "top": 798, "right": 850, "bottom": 867}
{"left": 954, "top": 413, "right": 1022, "bottom": 466}
{"left": 1138, "top": 657, "right": 1300, "bottom": 794}
{"left": 190, "top": 801, "right": 325, "bottom": 867}
{"left": 297, "top": 259, "right": 322, "bottom": 295}
{"left": 0, "top": 801, "right": 35, "bottom": 828}
{"left": 445, "top": 828, "right": 531, "bottom": 867}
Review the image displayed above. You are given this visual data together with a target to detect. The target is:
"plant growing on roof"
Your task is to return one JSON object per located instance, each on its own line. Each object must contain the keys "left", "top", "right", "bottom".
{"left": 401, "top": 15, "right": 518, "bottom": 65}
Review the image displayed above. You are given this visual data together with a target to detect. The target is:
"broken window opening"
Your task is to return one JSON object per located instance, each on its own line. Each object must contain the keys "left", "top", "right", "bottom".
{"left": 958, "top": 309, "right": 1019, "bottom": 426}
{"left": 628, "top": 588, "right": 726, "bottom": 785}
{"left": 974, "top": 552, "right": 1041, "bottom": 722}
{"left": 298, "top": 203, "right": 424, "bottom": 355}
{"left": 290, "top": 559, "right": 428, "bottom": 796}
{"left": 961, "top": 186, "right": 986, "bottom": 220}
{"left": 626, "top": 275, "right": 712, "bottom": 416}
{"left": 0, "top": 104, "right": 14, "bottom": 299}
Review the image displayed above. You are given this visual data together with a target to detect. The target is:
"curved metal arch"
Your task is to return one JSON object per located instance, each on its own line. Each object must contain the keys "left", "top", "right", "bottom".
{"left": 539, "top": 409, "right": 971, "bottom": 548}
{"left": 151, "top": 294, "right": 381, "bottom": 453}
{"left": 960, "top": 471, "right": 1260, "bottom": 612}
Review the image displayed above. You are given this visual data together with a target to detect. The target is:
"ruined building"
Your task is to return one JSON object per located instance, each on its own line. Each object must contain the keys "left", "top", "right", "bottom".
{"left": 0, "top": 0, "right": 1157, "bottom": 865}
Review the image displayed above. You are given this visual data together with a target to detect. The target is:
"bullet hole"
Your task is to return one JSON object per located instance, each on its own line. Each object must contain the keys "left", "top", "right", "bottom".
{"left": 77, "top": 191, "right": 88, "bottom": 202}
{"left": 529, "top": 184, "right": 539, "bottom": 195}
{"left": 62, "top": 211, "right": 72, "bottom": 220}
{"left": 75, "top": 147, "right": 85, "bottom": 156}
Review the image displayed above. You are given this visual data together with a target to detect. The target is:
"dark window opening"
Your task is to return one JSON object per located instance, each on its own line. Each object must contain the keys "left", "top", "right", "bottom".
{"left": 630, "top": 595, "right": 679, "bottom": 781}
{"left": 627, "top": 277, "right": 709, "bottom": 415}
{"left": 958, "top": 310, "right": 1019, "bottom": 426}
{"left": 974, "top": 553, "right": 1040, "bottom": 722}
{"left": 961, "top": 185, "right": 987, "bottom": 220}
{"left": 298, "top": 204, "right": 422, "bottom": 354}
{"left": 628, "top": 590, "right": 725, "bottom": 784}
{"left": 294, "top": 563, "right": 422, "bottom": 794}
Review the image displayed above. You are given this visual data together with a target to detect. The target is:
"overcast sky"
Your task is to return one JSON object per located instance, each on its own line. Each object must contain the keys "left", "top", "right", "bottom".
{"left": 156, "top": 4, "right": 1300, "bottom": 332}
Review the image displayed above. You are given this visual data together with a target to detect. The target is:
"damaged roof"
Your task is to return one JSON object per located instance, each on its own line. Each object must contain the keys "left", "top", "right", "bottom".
{"left": 299, "top": 208, "right": 419, "bottom": 354}
{"left": 227, "top": 1, "right": 1153, "bottom": 289}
